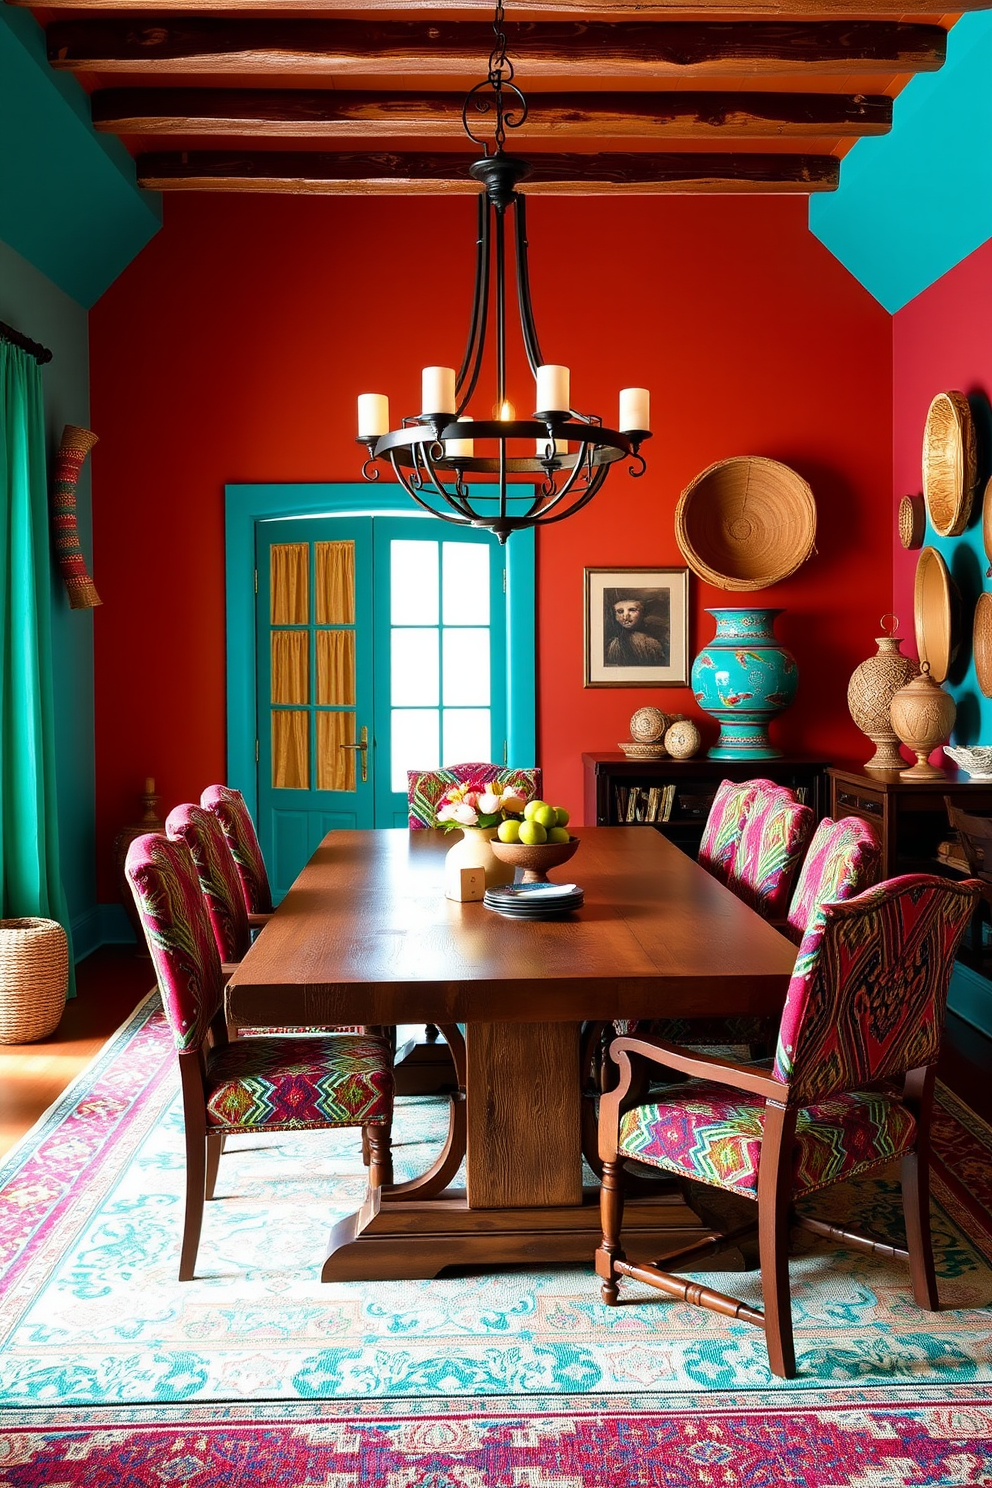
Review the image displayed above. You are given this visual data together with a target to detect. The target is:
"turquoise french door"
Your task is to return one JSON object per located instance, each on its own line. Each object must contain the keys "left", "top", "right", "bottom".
{"left": 255, "top": 513, "right": 508, "bottom": 896}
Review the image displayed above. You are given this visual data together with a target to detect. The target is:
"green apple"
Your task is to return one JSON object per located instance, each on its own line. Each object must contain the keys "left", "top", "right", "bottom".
{"left": 547, "top": 826, "right": 571, "bottom": 844}
{"left": 497, "top": 818, "right": 521, "bottom": 843}
{"left": 554, "top": 807, "right": 570, "bottom": 828}
{"left": 534, "top": 803, "right": 558, "bottom": 830}
{"left": 523, "top": 799, "right": 547, "bottom": 821}
{"left": 518, "top": 819, "right": 548, "bottom": 845}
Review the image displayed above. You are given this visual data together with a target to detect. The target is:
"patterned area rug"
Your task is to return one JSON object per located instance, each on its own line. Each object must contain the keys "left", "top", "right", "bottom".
{"left": 0, "top": 993, "right": 991, "bottom": 1484}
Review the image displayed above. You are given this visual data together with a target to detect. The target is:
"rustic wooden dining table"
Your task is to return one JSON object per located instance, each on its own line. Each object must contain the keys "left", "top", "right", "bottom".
{"left": 225, "top": 825, "right": 797, "bottom": 1281}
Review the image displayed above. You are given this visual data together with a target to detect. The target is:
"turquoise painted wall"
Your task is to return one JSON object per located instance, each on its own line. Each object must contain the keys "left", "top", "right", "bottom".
{"left": 0, "top": 238, "right": 99, "bottom": 956}
{"left": 810, "top": 11, "right": 992, "bottom": 314}
{"left": 0, "top": 7, "right": 160, "bottom": 308}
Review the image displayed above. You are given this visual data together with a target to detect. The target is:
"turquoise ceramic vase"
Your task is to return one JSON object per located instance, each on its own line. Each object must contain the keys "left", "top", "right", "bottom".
{"left": 691, "top": 608, "right": 798, "bottom": 759}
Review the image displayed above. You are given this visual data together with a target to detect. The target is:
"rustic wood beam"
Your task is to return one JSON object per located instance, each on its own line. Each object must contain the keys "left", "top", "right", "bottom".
{"left": 93, "top": 87, "right": 893, "bottom": 140}
{"left": 48, "top": 19, "right": 946, "bottom": 79}
{"left": 136, "top": 148, "right": 839, "bottom": 193}
{"left": 17, "top": 0, "right": 990, "bottom": 14}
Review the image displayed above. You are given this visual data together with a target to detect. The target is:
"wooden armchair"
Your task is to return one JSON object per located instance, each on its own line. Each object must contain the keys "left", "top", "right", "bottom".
{"left": 596, "top": 873, "right": 980, "bottom": 1378}
{"left": 125, "top": 832, "right": 394, "bottom": 1281}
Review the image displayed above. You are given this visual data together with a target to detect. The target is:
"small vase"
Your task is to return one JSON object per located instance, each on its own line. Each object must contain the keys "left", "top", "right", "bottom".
{"left": 847, "top": 616, "right": 919, "bottom": 772}
{"left": 444, "top": 825, "right": 515, "bottom": 902}
{"left": 691, "top": 608, "right": 798, "bottom": 760}
{"left": 889, "top": 663, "right": 956, "bottom": 781}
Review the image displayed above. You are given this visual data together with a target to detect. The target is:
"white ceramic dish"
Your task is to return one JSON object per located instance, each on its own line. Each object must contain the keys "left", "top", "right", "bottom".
{"left": 944, "top": 745, "right": 992, "bottom": 781}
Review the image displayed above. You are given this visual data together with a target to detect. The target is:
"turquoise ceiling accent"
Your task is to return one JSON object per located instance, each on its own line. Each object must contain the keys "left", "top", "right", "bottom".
{"left": 0, "top": 7, "right": 160, "bottom": 309}
{"left": 809, "top": 11, "right": 992, "bottom": 315}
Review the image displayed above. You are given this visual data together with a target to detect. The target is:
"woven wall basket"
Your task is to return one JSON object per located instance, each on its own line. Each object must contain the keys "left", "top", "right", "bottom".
{"left": 675, "top": 456, "right": 817, "bottom": 591}
{"left": 922, "top": 391, "right": 976, "bottom": 538}
{"left": 913, "top": 545, "right": 960, "bottom": 685}
{"left": 974, "top": 592, "right": 992, "bottom": 698}
{"left": 898, "top": 494, "right": 926, "bottom": 550}
{"left": 0, "top": 918, "right": 69, "bottom": 1044}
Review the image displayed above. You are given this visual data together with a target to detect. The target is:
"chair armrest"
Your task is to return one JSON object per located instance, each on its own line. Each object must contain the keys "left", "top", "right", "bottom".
{"left": 609, "top": 1034, "right": 788, "bottom": 1101}
{"left": 248, "top": 912, "right": 273, "bottom": 929}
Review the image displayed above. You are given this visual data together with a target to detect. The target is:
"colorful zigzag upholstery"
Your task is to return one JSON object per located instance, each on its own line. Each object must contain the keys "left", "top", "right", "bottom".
{"left": 407, "top": 763, "right": 542, "bottom": 829}
{"left": 697, "top": 777, "right": 784, "bottom": 887}
{"left": 166, "top": 803, "right": 251, "bottom": 964}
{"left": 200, "top": 784, "right": 273, "bottom": 915}
{"left": 785, "top": 815, "right": 881, "bottom": 946}
{"left": 618, "top": 1083, "right": 916, "bottom": 1198}
{"left": 205, "top": 1034, "right": 392, "bottom": 1131}
{"left": 732, "top": 790, "right": 815, "bottom": 920}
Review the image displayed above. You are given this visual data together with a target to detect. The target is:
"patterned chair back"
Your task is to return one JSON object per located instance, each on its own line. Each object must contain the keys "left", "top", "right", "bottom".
{"left": 166, "top": 803, "right": 252, "bottom": 963}
{"left": 407, "top": 763, "right": 543, "bottom": 829}
{"left": 200, "top": 784, "right": 273, "bottom": 914}
{"left": 785, "top": 815, "right": 881, "bottom": 945}
{"left": 698, "top": 778, "right": 787, "bottom": 886}
{"left": 773, "top": 874, "right": 979, "bottom": 1105}
{"left": 125, "top": 833, "right": 225, "bottom": 1052}
{"left": 731, "top": 791, "right": 814, "bottom": 919}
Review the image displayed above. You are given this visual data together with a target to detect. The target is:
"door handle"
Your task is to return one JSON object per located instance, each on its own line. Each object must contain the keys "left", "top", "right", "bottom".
{"left": 340, "top": 724, "right": 369, "bottom": 783}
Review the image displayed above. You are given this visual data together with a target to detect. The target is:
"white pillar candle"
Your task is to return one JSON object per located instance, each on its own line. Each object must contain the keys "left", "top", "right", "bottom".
{"left": 536, "top": 364, "right": 570, "bottom": 413}
{"left": 422, "top": 366, "right": 456, "bottom": 414}
{"left": 619, "top": 387, "right": 650, "bottom": 432}
{"left": 357, "top": 393, "right": 389, "bottom": 439}
{"left": 536, "top": 437, "right": 568, "bottom": 457}
{"left": 447, "top": 416, "right": 475, "bottom": 460}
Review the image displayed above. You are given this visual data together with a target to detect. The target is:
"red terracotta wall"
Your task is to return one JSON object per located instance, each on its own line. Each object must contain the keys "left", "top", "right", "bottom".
{"left": 90, "top": 192, "right": 892, "bottom": 894}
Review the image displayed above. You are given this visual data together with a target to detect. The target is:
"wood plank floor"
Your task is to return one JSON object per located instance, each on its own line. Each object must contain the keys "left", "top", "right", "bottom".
{"left": 1, "top": 947, "right": 991, "bottom": 1161}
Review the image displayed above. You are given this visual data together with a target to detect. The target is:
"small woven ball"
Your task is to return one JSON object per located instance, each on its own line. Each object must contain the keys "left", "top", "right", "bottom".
{"left": 664, "top": 719, "right": 701, "bottom": 760}
{"left": 629, "top": 706, "right": 667, "bottom": 743}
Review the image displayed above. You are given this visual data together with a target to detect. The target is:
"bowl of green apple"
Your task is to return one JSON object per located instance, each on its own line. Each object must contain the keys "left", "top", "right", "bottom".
{"left": 489, "top": 800, "right": 579, "bottom": 884}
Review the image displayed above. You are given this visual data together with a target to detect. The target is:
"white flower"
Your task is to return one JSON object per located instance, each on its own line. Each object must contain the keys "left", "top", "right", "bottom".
{"left": 478, "top": 791, "right": 501, "bottom": 815}
{"left": 450, "top": 802, "right": 480, "bottom": 826}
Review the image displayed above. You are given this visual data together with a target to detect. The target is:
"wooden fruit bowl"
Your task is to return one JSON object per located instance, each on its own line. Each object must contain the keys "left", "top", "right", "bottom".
{"left": 489, "top": 836, "right": 580, "bottom": 884}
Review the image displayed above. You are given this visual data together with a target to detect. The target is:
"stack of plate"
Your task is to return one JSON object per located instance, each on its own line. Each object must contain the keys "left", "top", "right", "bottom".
{"left": 483, "top": 882, "right": 584, "bottom": 919}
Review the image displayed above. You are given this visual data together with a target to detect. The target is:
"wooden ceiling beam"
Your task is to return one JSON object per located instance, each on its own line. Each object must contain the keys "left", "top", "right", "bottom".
{"left": 92, "top": 86, "right": 893, "bottom": 139}
{"left": 136, "top": 148, "right": 839, "bottom": 192}
{"left": 48, "top": 19, "right": 946, "bottom": 78}
{"left": 17, "top": 0, "right": 988, "bottom": 14}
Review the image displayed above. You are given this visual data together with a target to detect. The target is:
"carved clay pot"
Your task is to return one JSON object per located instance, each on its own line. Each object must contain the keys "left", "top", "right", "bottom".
{"left": 889, "top": 663, "right": 956, "bottom": 781}
{"left": 847, "top": 616, "right": 920, "bottom": 772}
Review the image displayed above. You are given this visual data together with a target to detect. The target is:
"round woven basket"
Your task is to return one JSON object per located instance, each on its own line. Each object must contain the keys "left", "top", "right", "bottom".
{"left": 0, "top": 918, "right": 69, "bottom": 1044}
{"left": 898, "top": 494, "right": 926, "bottom": 550}
{"left": 974, "top": 592, "right": 992, "bottom": 698}
{"left": 675, "top": 457, "right": 816, "bottom": 591}
{"left": 913, "top": 546, "right": 960, "bottom": 685}
{"left": 922, "top": 391, "right": 976, "bottom": 537}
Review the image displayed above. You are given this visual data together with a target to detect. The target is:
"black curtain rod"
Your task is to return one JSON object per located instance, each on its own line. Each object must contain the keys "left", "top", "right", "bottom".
{"left": 0, "top": 319, "right": 53, "bottom": 365}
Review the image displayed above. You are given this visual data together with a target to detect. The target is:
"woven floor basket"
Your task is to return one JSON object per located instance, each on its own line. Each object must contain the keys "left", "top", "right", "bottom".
{"left": 0, "top": 918, "right": 69, "bottom": 1044}
{"left": 675, "top": 456, "right": 816, "bottom": 591}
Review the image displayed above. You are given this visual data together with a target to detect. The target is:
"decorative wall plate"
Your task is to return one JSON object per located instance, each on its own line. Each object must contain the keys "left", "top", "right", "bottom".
{"left": 914, "top": 546, "right": 960, "bottom": 685}
{"left": 974, "top": 592, "right": 992, "bottom": 698}
{"left": 983, "top": 478, "right": 992, "bottom": 574}
{"left": 922, "top": 390, "right": 976, "bottom": 537}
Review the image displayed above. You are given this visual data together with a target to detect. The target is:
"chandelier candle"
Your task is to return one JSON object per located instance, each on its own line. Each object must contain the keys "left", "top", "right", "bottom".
{"left": 355, "top": 0, "right": 651, "bottom": 541}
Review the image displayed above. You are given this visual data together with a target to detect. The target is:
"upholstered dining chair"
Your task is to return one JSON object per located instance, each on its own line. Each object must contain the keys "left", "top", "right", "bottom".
{"left": 125, "top": 832, "right": 394, "bottom": 1281}
{"left": 697, "top": 777, "right": 788, "bottom": 888}
{"left": 200, "top": 784, "right": 273, "bottom": 921}
{"left": 595, "top": 873, "right": 980, "bottom": 1378}
{"left": 407, "top": 762, "right": 542, "bottom": 829}
{"left": 731, "top": 787, "right": 815, "bottom": 921}
{"left": 784, "top": 814, "right": 881, "bottom": 946}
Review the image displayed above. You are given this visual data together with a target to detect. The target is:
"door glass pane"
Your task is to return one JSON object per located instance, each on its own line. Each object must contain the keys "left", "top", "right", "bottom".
{"left": 270, "top": 544, "right": 309, "bottom": 624}
{"left": 271, "top": 630, "right": 309, "bottom": 704}
{"left": 316, "top": 630, "right": 355, "bottom": 706}
{"left": 443, "top": 629, "right": 490, "bottom": 705}
{"left": 443, "top": 708, "right": 491, "bottom": 766}
{"left": 317, "top": 711, "right": 355, "bottom": 791}
{"left": 272, "top": 710, "right": 309, "bottom": 788}
{"left": 392, "top": 629, "right": 439, "bottom": 706}
{"left": 315, "top": 541, "right": 355, "bottom": 624}
{"left": 443, "top": 541, "right": 489, "bottom": 625}
{"left": 391, "top": 540, "right": 438, "bottom": 625}
{"left": 392, "top": 709, "right": 439, "bottom": 792}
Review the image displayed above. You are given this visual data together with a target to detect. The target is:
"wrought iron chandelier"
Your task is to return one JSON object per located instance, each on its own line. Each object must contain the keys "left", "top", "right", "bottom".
{"left": 356, "top": 0, "right": 651, "bottom": 543}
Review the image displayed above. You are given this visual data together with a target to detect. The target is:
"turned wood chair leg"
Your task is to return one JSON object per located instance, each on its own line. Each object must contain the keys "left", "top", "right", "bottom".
{"left": 205, "top": 1132, "right": 223, "bottom": 1201}
{"left": 361, "top": 1127, "right": 371, "bottom": 1166}
{"left": 180, "top": 1132, "right": 207, "bottom": 1282}
{"left": 367, "top": 1127, "right": 393, "bottom": 1188}
{"left": 597, "top": 1158, "right": 626, "bottom": 1305}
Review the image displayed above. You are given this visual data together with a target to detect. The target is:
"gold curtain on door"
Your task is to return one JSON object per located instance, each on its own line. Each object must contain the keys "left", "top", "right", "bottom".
{"left": 272, "top": 710, "right": 309, "bottom": 789}
{"left": 270, "top": 544, "right": 309, "bottom": 625}
{"left": 316, "top": 541, "right": 355, "bottom": 624}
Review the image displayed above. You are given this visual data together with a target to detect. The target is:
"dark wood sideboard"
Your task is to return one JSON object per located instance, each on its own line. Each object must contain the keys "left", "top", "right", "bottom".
{"left": 583, "top": 753, "right": 831, "bottom": 857}
{"left": 828, "top": 764, "right": 992, "bottom": 881}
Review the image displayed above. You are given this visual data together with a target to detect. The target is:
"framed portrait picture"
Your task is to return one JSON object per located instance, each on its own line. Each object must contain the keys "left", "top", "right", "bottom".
{"left": 584, "top": 567, "right": 690, "bottom": 688}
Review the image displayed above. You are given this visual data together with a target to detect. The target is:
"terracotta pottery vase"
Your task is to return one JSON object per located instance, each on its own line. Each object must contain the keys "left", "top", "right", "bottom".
{"left": 444, "top": 825, "right": 515, "bottom": 901}
{"left": 889, "top": 663, "right": 956, "bottom": 781}
{"left": 691, "top": 607, "right": 797, "bottom": 759}
{"left": 847, "top": 616, "right": 920, "bottom": 772}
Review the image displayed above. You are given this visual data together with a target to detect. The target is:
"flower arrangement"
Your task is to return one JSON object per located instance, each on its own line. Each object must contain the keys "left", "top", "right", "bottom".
{"left": 435, "top": 779, "right": 530, "bottom": 830}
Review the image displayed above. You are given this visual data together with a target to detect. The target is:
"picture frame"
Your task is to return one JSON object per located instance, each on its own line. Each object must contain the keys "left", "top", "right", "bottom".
{"left": 583, "top": 567, "right": 690, "bottom": 688}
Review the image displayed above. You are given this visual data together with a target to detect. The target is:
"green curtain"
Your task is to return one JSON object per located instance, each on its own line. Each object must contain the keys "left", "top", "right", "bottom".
{"left": 0, "top": 340, "right": 72, "bottom": 953}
